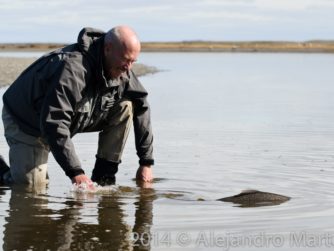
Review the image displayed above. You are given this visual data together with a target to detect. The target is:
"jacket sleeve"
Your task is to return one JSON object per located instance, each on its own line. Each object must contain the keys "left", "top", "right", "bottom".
{"left": 125, "top": 71, "right": 154, "bottom": 166}
{"left": 40, "top": 59, "right": 86, "bottom": 179}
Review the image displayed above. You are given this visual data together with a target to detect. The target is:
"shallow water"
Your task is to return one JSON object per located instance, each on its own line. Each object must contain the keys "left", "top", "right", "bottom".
{"left": 1, "top": 52, "right": 334, "bottom": 250}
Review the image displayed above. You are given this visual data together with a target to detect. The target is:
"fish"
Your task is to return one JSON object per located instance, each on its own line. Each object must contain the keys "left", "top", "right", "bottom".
{"left": 218, "top": 189, "right": 290, "bottom": 207}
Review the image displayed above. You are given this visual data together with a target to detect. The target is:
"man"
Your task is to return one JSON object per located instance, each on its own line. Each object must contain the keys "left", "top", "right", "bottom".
{"left": 0, "top": 26, "right": 154, "bottom": 187}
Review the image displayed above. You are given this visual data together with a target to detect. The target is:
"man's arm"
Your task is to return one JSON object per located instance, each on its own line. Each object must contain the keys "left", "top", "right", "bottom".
{"left": 40, "top": 59, "right": 91, "bottom": 184}
{"left": 125, "top": 71, "right": 154, "bottom": 181}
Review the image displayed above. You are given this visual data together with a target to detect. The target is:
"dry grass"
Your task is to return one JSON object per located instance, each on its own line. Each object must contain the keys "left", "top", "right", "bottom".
{"left": 1, "top": 41, "right": 334, "bottom": 53}
{"left": 141, "top": 41, "right": 334, "bottom": 52}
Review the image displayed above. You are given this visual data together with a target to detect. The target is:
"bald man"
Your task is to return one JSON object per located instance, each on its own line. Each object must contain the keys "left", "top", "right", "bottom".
{"left": 1, "top": 26, "right": 154, "bottom": 187}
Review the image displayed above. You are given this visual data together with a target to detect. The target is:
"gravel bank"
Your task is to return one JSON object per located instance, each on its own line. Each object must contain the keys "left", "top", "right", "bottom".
{"left": 0, "top": 57, "right": 158, "bottom": 87}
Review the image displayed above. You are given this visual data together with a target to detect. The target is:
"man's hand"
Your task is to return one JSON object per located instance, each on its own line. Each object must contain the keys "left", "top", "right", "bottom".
{"left": 136, "top": 165, "right": 153, "bottom": 182}
{"left": 71, "top": 174, "right": 94, "bottom": 189}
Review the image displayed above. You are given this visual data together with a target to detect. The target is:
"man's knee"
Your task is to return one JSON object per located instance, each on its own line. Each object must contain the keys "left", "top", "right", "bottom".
{"left": 9, "top": 143, "right": 49, "bottom": 186}
{"left": 107, "top": 100, "right": 133, "bottom": 124}
{"left": 97, "top": 100, "right": 134, "bottom": 163}
{"left": 11, "top": 164, "right": 48, "bottom": 186}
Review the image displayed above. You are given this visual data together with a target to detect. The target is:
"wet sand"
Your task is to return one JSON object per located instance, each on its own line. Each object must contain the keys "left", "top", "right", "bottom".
{"left": 0, "top": 57, "right": 158, "bottom": 87}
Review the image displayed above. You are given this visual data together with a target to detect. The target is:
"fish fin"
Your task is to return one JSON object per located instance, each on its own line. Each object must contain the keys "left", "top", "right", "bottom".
{"left": 239, "top": 189, "right": 260, "bottom": 195}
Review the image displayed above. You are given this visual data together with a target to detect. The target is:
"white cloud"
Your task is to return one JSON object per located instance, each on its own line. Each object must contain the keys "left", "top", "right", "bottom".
{"left": 185, "top": 10, "right": 273, "bottom": 23}
{"left": 193, "top": 0, "right": 334, "bottom": 10}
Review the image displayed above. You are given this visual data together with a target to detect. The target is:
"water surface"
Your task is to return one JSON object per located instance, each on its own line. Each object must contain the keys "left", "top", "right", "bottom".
{"left": 0, "top": 52, "right": 334, "bottom": 250}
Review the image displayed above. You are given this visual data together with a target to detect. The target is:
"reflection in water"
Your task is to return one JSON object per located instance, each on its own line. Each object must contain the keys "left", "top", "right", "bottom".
{"left": 133, "top": 181, "right": 156, "bottom": 250}
{"left": 3, "top": 183, "right": 156, "bottom": 250}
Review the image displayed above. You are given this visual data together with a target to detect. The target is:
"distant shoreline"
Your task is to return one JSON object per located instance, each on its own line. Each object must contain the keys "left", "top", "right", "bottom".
{"left": 0, "top": 57, "right": 158, "bottom": 88}
{"left": 1, "top": 41, "right": 334, "bottom": 53}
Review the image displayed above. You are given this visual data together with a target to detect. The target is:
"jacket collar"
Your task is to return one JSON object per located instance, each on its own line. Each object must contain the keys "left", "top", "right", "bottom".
{"left": 103, "top": 70, "right": 129, "bottom": 87}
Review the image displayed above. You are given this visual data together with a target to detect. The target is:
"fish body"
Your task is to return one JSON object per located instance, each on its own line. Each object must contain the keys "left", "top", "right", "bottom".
{"left": 218, "top": 190, "right": 290, "bottom": 207}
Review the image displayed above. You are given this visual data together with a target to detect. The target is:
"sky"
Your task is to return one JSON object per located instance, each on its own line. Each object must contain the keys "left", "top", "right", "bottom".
{"left": 1, "top": 0, "right": 334, "bottom": 43}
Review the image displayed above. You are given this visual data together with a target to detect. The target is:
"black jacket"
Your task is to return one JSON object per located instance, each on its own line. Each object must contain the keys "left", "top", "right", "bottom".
{"left": 3, "top": 28, "right": 154, "bottom": 178}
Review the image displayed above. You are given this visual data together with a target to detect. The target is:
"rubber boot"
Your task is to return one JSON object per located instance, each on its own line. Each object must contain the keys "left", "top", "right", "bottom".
{"left": 91, "top": 157, "right": 119, "bottom": 186}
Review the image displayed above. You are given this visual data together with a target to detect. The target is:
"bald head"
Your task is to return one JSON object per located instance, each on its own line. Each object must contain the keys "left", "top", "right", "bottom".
{"left": 103, "top": 26, "right": 141, "bottom": 79}
{"left": 104, "top": 25, "right": 141, "bottom": 54}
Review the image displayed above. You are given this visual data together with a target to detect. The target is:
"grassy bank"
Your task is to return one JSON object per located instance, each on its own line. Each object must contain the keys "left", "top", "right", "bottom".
{"left": 142, "top": 41, "right": 334, "bottom": 53}
{"left": 1, "top": 41, "right": 334, "bottom": 53}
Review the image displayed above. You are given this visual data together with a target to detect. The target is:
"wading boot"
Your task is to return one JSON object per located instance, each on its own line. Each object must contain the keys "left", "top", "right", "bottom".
{"left": 91, "top": 157, "right": 119, "bottom": 186}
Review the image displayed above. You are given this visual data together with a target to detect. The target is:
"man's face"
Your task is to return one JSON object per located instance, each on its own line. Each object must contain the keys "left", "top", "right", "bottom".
{"left": 104, "top": 44, "right": 139, "bottom": 79}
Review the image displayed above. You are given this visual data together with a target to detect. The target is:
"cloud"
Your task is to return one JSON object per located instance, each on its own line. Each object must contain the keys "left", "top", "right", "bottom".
{"left": 194, "top": 0, "right": 334, "bottom": 11}
{"left": 254, "top": 0, "right": 334, "bottom": 10}
{"left": 0, "top": 0, "right": 333, "bottom": 42}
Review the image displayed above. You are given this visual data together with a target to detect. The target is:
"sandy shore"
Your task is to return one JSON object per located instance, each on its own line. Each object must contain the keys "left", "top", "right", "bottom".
{"left": 0, "top": 57, "right": 158, "bottom": 87}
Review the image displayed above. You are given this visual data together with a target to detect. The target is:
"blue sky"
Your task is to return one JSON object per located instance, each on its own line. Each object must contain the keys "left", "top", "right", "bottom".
{"left": 1, "top": 0, "right": 334, "bottom": 43}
